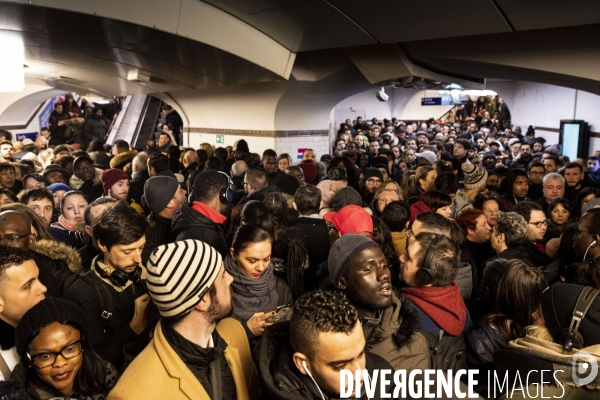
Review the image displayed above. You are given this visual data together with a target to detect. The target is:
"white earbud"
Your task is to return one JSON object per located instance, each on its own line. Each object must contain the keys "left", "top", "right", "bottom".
{"left": 583, "top": 240, "right": 597, "bottom": 260}
{"left": 302, "top": 361, "right": 325, "bottom": 400}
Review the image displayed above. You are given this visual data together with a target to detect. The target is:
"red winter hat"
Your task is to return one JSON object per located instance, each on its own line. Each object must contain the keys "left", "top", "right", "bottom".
{"left": 101, "top": 168, "right": 129, "bottom": 194}
{"left": 299, "top": 161, "right": 319, "bottom": 185}
{"left": 324, "top": 205, "right": 373, "bottom": 236}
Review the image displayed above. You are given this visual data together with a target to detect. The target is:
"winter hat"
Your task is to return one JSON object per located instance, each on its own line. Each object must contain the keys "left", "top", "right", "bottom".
{"left": 328, "top": 233, "right": 380, "bottom": 285}
{"left": 21, "top": 138, "right": 34, "bottom": 146}
{"left": 320, "top": 154, "right": 333, "bottom": 163}
{"left": 328, "top": 167, "right": 348, "bottom": 181}
{"left": 526, "top": 126, "right": 535, "bottom": 137}
{"left": 332, "top": 187, "right": 363, "bottom": 211}
{"left": 324, "top": 205, "right": 373, "bottom": 236}
{"left": 232, "top": 139, "right": 249, "bottom": 153}
{"left": 143, "top": 176, "right": 179, "bottom": 215}
{"left": 317, "top": 180, "right": 347, "bottom": 208}
{"left": 508, "top": 138, "right": 521, "bottom": 147}
{"left": 299, "top": 161, "right": 319, "bottom": 185}
{"left": 101, "top": 168, "right": 129, "bottom": 194}
{"left": 47, "top": 183, "right": 71, "bottom": 193}
{"left": 73, "top": 155, "right": 93, "bottom": 171}
{"left": 84, "top": 102, "right": 95, "bottom": 110}
{"left": 22, "top": 174, "right": 46, "bottom": 186}
{"left": 363, "top": 168, "right": 384, "bottom": 182}
{"left": 482, "top": 152, "right": 497, "bottom": 161}
{"left": 42, "top": 164, "right": 69, "bottom": 181}
{"left": 15, "top": 298, "right": 87, "bottom": 358}
{"left": 541, "top": 283, "right": 600, "bottom": 348}
{"left": 462, "top": 163, "right": 488, "bottom": 190}
{"left": 415, "top": 151, "right": 436, "bottom": 166}
{"left": 274, "top": 173, "right": 300, "bottom": 196}
{"left": 147, "top": 239, "right": 223, "bottom": 318}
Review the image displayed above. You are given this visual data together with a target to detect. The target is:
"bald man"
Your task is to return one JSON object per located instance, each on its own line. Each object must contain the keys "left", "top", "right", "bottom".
{"left": 0, "top": 211, "right": 72, "bottom": 296}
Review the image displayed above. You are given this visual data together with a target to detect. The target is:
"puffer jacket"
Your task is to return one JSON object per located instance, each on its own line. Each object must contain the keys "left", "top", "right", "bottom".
{"left": 366, "top": 292, "right": 431, "bottom": 372}
{"left": 171, "top": 202, "right": 228, "bottom": 256}
{"left": 254, "top": 321, "right": 392, "bottom": 400}
{"left": 64, "top": 117, "right": 86, "bottom": 147}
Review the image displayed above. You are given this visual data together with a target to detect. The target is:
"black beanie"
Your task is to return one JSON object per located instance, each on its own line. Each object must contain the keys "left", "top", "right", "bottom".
{"left": 541, "top": 283, "right": 600, "bottom": 348}
{"left": 274, "top": 173, "right": 300, "bottom": 196}
{"left": 15, "top": 298, "right": 88, "bottom": 359}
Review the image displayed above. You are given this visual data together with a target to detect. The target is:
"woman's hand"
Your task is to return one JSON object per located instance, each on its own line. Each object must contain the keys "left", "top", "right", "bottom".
{"left": 247, "top": 311, "right": 276, "bottom": 337}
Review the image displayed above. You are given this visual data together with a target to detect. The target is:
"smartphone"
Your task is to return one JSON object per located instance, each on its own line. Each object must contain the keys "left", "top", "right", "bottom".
{"left": 266, "top": 305, "right": 292, "bottom": 323}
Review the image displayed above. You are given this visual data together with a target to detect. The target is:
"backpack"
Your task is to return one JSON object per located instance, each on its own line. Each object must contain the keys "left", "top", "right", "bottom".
{"left": 62, "top": 270, "right": 118, "bottom": 334}
{"left": 422, "top": 329, "right": 468, "bottom": 371}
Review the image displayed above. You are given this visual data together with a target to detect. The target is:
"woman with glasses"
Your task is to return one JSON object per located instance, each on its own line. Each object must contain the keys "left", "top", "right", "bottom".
{"left": 12, "top": 298, "right": 117, "bottom": 399}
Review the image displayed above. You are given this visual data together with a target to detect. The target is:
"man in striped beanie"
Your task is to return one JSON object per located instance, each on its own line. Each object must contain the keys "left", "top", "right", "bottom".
{"left": 109, "top": 239, "right": 261, "bottom": 400}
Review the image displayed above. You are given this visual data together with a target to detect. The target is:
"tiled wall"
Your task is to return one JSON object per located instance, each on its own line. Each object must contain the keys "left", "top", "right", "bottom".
{"left": 275, "top": 134, "right": 330, "bottom": 164}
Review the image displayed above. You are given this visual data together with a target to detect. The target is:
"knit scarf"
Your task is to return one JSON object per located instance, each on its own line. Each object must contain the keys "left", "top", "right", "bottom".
{"left": 223, "top": 254, "right": 278, "bottom": 322}
{"left": 191, "top": 201, "right": 227, "bottom": 224}
{"left": 58, "top": 214, "right": 80, "bottom": 232}
{"left": 401, "top": 283, "right": 466, "bottom": 336}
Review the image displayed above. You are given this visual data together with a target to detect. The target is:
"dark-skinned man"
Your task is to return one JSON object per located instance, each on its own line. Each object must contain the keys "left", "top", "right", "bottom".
{"left": 328, "top": 233, "right": 431, "bottom": 372}
{"left": 259, "top": 149, "right": 282, "bottom": 185}
{"left": 0, "top": 210, "right": 71, "bottom": 296}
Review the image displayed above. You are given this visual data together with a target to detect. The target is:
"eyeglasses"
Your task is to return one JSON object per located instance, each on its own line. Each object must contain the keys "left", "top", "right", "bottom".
{"left": 0, "top": 233, "right": 31, "bottom": 245}
{"left": 528, "top": 219, "right": 549, "bottom": 228}
{"left": 366, "top": 179, "right": 382, "bottom": 185}
{"left": 28, "top": 340, "right": 83, "bottom": 369}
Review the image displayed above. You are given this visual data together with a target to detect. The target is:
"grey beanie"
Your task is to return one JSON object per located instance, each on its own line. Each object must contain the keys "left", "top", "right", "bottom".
{"left": 328, "top": 233, "right": 380, "bottom": 286}
{"left": 143, "top": 176, "right": 179, "bottom": 214}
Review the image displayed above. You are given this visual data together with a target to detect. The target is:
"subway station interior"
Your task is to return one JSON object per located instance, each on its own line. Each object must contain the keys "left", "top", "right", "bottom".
{"left": 1, "top": 0, "right": 600, "bottom": 155}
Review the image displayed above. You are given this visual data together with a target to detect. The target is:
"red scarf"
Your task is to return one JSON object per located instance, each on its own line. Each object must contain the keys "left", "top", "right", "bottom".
{"left": 191, "top": 201, "right": 227, "bottom": 224}
{"left": 401, "top": 283, "right": 466, "bottom": 336}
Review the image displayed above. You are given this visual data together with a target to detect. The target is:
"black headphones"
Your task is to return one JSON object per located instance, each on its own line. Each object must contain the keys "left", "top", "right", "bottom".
{"left": 415, "top": 233, "right": 444, "bottom": 286}
{"left": 218, "top": 171, "right": 234, "bottom": 204}
{"left": 561, "top": 286, "right": 600, "bottom": 351}
{"left": 97, "top": 265, "right": 143, "bottom": 287}
{"left": 187, "top": 171, "right": 234, "bottom": 204}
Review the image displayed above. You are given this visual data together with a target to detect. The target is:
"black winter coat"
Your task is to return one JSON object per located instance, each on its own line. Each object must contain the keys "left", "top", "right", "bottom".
{"left": 171, "top": 202, "right": 228, "bottom": 257}
{"left": 142, "top": 213, "right": 175, "bottom": 264}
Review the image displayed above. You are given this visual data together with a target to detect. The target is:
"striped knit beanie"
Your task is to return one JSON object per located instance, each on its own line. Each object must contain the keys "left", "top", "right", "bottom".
{"left": 147, "top": 239, "right": 223, "bottom": 318}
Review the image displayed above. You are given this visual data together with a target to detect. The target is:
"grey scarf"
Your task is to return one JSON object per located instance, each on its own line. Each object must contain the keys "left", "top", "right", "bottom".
{"left": 224, "top": 254, "right": 279, "bottom": 321}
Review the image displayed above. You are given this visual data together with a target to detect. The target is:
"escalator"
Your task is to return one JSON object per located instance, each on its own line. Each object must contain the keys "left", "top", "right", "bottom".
{"left": 106, "top": 95, "right": 163, "bottom": 148}
{"left": 132, "top": 96, "right": 163, "bottom": 148}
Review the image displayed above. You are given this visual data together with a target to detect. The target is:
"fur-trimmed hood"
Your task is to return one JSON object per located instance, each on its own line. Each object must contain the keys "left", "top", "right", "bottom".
{"left": 66, "top": 117, "right": 85, "bottom": 128}
{"left": 370, "top": 291, "right": 420, "bottom": 348}
{"left": 110, "top": 150, "right": 138, "bottom": 169}
{"left": 32, "top": 239, "right": 82, "bottom": 273}
{"left": 69, "top": 168, "right": 103, "bottom": 190}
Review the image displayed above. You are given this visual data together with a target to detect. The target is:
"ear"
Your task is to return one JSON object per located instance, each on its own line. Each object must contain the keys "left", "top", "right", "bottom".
{"left": 320, "top": 200, "right": 324, "bottom": 209}
{"left": 337, "top": 275, "right": 347, "bottom": 290}
{"left": 97, "top": 239, "right": 108, "bottom": 253}
{"left": 466, "top": 228, "right": 475, "bottom": 238}
{"left": 165, "top": 199, "right": 175, "bottom": 210}
{"left": 404, "top": 221, "right": 409, "bottom": 231}
{"left": 292, "top": 352, "right": 309, "bottom": 376}
{"left": 292, "top": 202, "right": 298, "bottom": 212}
{"left": 230, "top": 247, "right": 236, "bottom": 261}
{"left": 0, "top": 295, "right": 4, "bottom": 314}
{"left": 195, "top": 291, "right": 210, "bottom": 312}
{"left": 85, "top": 226, "right": 93, "bottom": 238}
{"left": 28, "top": 233, "right": 36, "bottom": 247}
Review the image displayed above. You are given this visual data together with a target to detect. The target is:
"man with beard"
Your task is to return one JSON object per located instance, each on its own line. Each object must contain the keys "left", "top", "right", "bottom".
{"left": 83, "top": 107, "right": 109, "bottom": 145}
{"left": 527, "top": 162, "right": 545, "bottom": 200}
{"left": 0, "top": 141, "right": 14, "bottom": 162}
{"left": 328, "top": 234, "right": 431, "bottom": 372}
{"left": 109, "top": 239, "right": 260, "bottom": 400}
{"left": 564, "top": 162, "right": 596, "bottom": 202}
{"left": 508, "top": 141, "right": 533, "bottom": 169}
{"left": 62, "top": 202, "right": 150, "bottom": 370}
{"left": 101, "top": 168, "right": 130, "bottom": 201}
{"left": 172, "top": 170, "right": 231, "bottom": 257}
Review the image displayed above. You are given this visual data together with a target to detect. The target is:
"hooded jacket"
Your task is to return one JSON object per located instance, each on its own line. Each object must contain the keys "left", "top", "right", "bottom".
{"left": 364, "top": 292, "right": 431, "bottom": 371}
{"left": 69, "top": 168, "right": 104, "bottom": 202}
{"left": 401, "top": 283, "right": 472, "bottom": 337}
{"left": 498, "top": 170, "right": 530, "bottom": 212}
{"left": 171, "top": 202, "right": 228, "bottom": 257}
{"left": 110, "top": 150, "right": 138, "bottom": 170}
{"left": 254, "top": 321, "right": 392, "bottom": 400}
{"left": 83, "top": 116, "right": 109, "bottom": 143}
{"left": 409, "top": 200, "right": 432, "bottom": 224}
{"left": 32, "top": 239, "right": 82, "bottom": 274}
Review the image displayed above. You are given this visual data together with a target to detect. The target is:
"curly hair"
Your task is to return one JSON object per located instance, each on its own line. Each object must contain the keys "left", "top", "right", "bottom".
{"left": 289, "top": 290, "right": 359, "bottom": 358}
{"left": 494, "top": 212, "right": 527, "bottom": 248}
{"left": 0, "top": 246, "right": 34, "bottom": 280}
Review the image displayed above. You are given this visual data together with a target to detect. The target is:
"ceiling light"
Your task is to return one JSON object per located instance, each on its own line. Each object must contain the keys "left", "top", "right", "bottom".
{"left": 0, "top": 39, "right": 24, "bottom": 92}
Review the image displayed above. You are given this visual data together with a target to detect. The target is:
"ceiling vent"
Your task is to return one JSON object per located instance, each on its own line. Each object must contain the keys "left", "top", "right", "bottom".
{"left": 127, "top": 68, "right": 151, "bottom": 82}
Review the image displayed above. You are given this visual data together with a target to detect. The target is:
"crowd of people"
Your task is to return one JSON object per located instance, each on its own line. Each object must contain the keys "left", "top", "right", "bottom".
{"left": 1, "top": 95, "right": 600, "bottom": 399}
